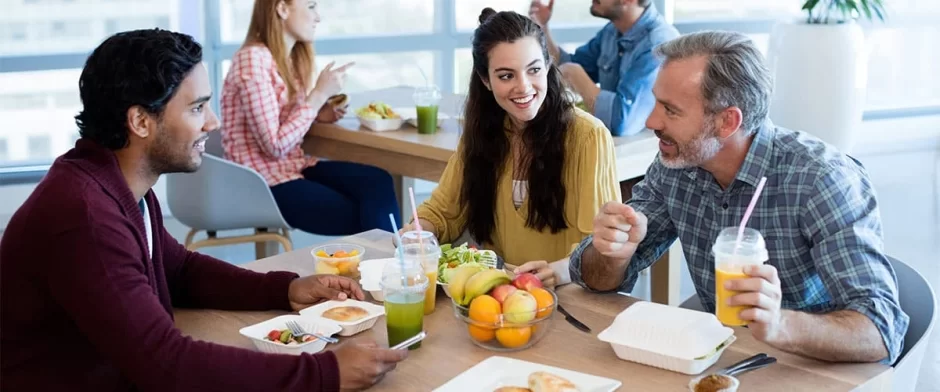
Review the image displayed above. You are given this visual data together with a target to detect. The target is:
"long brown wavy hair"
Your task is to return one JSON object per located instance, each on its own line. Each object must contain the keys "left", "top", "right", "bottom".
{"left": 461, "top": 8, "right": 574, "bottom": 245}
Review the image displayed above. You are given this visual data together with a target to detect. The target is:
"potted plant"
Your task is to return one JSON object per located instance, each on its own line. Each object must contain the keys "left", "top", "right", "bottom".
{"left": 766, "top": 0, "right": 886, "bottom": 153}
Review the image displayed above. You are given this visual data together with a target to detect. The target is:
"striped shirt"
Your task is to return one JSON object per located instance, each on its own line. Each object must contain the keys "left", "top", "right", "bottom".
{"left": 220, "top": 45, "right": 318, "bottom": 186}
{"left": 570, "top": 121, "right": 909, "bottom": 364}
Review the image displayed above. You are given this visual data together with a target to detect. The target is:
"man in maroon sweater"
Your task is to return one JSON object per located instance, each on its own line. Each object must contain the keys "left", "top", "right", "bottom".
{"left": 0, "top": 29, "right": 407, "bottom": 391}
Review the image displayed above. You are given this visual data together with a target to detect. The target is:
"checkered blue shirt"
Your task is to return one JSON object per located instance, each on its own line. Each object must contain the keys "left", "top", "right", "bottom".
{"left": 570, "top": 122, "right": 909, "bottom": 364}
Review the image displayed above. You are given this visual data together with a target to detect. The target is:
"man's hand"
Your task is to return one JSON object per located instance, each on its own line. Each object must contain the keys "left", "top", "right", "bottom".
{"left": 591, "top": 202, "right": 647, "bottom": 262}
{"left": 726, "top": 264, "right": 785, "bottom": 344}
{"left": 559, "top": 63, "right": 601, "bottom": 110}
{"left": 513, "top": 260, "right": 556, "bottom": 288}
{"left": 288, "top": 275, "right": 365, "bottom": 312}
{"left": 334, "top": 340, "right": 408, "bottom": 391}
{"left": 529, "top": 0, "right": 555, "bottom": 27}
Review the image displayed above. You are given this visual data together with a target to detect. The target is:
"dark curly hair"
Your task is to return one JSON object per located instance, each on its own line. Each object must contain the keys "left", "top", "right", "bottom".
{"left": 75, "top": 28, "right": 202, "bottom": 150}
{"left": 461, "top": 8, "right": 574, "bottom": 245}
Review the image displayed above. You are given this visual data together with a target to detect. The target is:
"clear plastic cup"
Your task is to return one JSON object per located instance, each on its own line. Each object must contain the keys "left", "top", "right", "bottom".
{"left": 400, "top": 230, "right": 442, "bottom": 314}
{"left": 413, "top": 86, "right": 441, "bottom": 135}
{"left": 381, "top": 258, "right": 428, "bottom": 349}
{"left": 712, "top": 227, "right": 769, "bottom": 326}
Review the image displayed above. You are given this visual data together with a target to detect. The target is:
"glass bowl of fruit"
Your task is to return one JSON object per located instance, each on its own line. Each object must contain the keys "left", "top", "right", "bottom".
{"left": 448, "top": 269, "right": 557, "bottom": 352}
{"left": 312, "top": 244, "right": 365, "bottom": 279}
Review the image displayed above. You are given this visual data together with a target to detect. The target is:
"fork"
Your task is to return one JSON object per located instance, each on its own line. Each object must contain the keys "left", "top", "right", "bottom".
{"left": 285, "top": 321, "right": 339, "bottom": 344}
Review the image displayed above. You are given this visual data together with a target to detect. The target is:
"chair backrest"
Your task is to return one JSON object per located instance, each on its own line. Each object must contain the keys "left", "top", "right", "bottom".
{"left": 166, "top": 154, "right": 291, "bottom": 232}
{"left": 889, "top": 256, "right": 936, "bottom": 392}
{"left": 205, "top": 129, "right": 224, "bottom": 157}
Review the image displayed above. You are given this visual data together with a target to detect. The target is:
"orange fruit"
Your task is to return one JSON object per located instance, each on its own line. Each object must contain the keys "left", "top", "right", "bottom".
{"left": 348, "top": 249, "right": 359, "bottom": 256}
{"left": 468, "top": 324, "right": 496, "bottom": 342}
{"left": 468, "top": 295, "right": 501, "bottom": 326}
{"left": 315, "top": 250, "right": 329, "bottom": 257}
{"left": 336, "top": 261, "right": 356, "bottom": 275}
{"left": 495, "top": 326, "right": 532, "bottom": 348}
{"left": 528, "top": 287, "right": 555, "bottom": 318}
{"left": 333, "top": 250, "right": 349, "bottom": 258}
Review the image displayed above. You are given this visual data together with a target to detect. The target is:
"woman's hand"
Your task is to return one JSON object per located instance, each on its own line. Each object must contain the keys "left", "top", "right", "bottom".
{"left": 309, "top": 61, "right": 355, "bottom": 103}
{"left": 513, "top": 260, "right": 557, "bottom": 288}
{"left": 316, "top": 102, "right": 346, "bottom": 123}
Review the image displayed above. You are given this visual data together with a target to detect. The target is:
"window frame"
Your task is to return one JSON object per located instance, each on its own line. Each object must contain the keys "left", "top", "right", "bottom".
{"left": 0, "top": 0, "right": 937, "bottom": 184}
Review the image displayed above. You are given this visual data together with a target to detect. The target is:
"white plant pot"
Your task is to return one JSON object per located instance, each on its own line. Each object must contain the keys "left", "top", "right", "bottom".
{"left": 767, "top": 20, "right": 868, "bottom": 154}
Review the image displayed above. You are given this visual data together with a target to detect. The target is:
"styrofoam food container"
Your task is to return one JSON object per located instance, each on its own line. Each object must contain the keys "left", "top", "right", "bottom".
{"left": 299, "top": 299, "right": 385, "bottom": 336}
{"left": 362, "top": 283, "right": 385, "bottom": 302}
{"left": 597, "top": 301, "right": 736, "bottom": 375}
{"left": 357, "top": 115, "right": 404, "bottom": 132}
{"left": 238, "top": 314, "right": 342, "bottom": 356}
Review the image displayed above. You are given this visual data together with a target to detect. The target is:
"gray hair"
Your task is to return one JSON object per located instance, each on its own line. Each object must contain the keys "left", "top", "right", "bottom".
{"left": 653, "top": 31, "right": 773, "bottom": 134}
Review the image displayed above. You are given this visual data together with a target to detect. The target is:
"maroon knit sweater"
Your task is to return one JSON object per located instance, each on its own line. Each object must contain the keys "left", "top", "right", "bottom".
{"left": 0, "top": 139, "right": 340, "bottom": 391}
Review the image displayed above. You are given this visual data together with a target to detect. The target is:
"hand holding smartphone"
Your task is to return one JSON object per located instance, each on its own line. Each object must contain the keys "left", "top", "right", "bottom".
{"left": 390, "top": 331, "right": 427, "bottom": 350}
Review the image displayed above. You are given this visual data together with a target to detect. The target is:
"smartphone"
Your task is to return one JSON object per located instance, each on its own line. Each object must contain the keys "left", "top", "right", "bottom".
{"left": 390, "top": 331, "right": 427, "bottom": 350}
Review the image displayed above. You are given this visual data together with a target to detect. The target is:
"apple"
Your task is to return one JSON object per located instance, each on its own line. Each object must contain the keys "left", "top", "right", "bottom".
{"left": 511, "top": 273, "right": 543, "bottom": 291}
{"left": 502, "top": 291, "right": 537, "bottom": 324}
{"left": 490, "top": 284, "right": 518, "bottom": 304}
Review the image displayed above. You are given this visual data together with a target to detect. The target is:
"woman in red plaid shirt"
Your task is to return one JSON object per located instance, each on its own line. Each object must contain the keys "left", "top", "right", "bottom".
{"left": 220, "top": 0, "right": 401, "bottom": 234}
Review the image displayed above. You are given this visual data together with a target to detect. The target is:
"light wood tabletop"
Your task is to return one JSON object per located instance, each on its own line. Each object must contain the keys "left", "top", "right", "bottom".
{"left": 174, "top": 230, "right": 893, "bottom": 392}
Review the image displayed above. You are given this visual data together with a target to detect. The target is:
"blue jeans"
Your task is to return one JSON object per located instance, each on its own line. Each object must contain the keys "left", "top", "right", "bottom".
{"left": 270, "top": 161, "right": 401, "bottom": 235}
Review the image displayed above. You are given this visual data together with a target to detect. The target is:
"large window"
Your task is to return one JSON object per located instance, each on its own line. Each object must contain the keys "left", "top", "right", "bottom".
{"left": 0, "top": 0, "right": 184, "bottom": 170}
{"left": 1, "top": 0, "right": 938, "bottom": 180}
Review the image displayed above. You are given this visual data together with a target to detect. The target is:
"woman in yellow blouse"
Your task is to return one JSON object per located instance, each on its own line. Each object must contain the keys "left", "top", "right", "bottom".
{"left": 401, "top": 8, "right": 620, "bottom": 287}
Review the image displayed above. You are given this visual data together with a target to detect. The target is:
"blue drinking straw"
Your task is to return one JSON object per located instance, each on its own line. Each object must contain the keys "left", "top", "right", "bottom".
{"left": 388, "top": 214, "right": 408, "bottom": 287}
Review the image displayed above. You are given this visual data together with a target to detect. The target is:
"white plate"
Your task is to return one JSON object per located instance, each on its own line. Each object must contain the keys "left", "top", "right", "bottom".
{"left": 298, "top": 299, "right": 385, "bottom": 336}
{"left": 433, "top": 356, "right": 621, "bottom": 392}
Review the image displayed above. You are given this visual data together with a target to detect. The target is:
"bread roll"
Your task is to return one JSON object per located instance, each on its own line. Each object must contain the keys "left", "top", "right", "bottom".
{"left": 321, "top": 306, "right": 369, "bottom": 322}
{"left": 528, "top": 371, "right": 580, "bottom": 392}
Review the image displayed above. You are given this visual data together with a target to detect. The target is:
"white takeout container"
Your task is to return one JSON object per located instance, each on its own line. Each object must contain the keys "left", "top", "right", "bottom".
{"left": 357, "top": 115, "right": 404, "bottom": 132}
{"left": 238, "top": 314, "right": 342, "bottom": 356}
{"left": 359, "top": 258, "right": 393, "bottom": 301}
{"left": 299, "top": 299, "right": 385, "bottom": 336}
{"left": 597, "top": 301, "right": 736, "bottom": 375}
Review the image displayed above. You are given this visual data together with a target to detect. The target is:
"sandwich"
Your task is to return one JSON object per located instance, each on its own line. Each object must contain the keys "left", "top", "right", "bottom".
{"left": 321, "top": 306, "right": 369, "bottom": 322}
{"left": 528, "top": 372, "right": 580, "bottom": 392}
{"left": 327, "top": 93, "right": 349, "bottom": 108}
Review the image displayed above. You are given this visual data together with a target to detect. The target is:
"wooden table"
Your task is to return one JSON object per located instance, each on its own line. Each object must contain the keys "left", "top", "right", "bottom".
{"left": 174, "top": 230, "right": 893, "bottom": 392}
{"left": 302, "top": 87, "right": 683, "bottom": 307}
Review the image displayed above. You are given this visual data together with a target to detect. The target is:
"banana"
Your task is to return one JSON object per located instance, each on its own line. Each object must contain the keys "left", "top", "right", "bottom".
{"left": 447, "top": 264, "right": 486, "bottom": 304}
{"left": 460, "top": 269, "right": 511, "bottom": 306}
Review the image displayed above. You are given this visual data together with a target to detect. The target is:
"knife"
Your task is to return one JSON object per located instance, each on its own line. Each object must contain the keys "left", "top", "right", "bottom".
{"left": 557, "top": 304, "right": 591, "bottom": 333}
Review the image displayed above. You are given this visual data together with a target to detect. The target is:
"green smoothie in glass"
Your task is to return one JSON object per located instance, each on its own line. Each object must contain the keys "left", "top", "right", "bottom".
{"left": 381, "top": 258, "right": 428, "bottom": 350}
{"left": 413, "top": 85, "right": 441, "bottom": 135}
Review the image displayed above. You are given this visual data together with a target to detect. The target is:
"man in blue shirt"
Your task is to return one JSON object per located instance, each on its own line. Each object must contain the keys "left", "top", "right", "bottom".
{"left": 570, "top": 31, "right": 908, "bottom": 364}
{"left": 530, "top": 0, "right": 679, "bottom": 137}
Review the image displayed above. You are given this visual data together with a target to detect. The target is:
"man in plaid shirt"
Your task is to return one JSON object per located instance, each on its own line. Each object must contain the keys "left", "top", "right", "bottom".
{"left": 570, "top": 31, "right": 909, "bottom": 364}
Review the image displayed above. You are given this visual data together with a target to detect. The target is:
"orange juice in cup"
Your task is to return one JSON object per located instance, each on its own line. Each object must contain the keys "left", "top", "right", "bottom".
{"left": 400, "top": 230, "right": 442, "bottom": 315}
{"left": 712, "top": 227, "right": 768, "bottom": 326}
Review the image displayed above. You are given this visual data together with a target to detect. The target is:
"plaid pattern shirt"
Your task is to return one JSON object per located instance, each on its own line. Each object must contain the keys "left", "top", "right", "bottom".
{"left": 220, "top": 45, "right": 318, "bottom": 186}
{"left": 570, "top": 121, "right": 909, "bottom": 364}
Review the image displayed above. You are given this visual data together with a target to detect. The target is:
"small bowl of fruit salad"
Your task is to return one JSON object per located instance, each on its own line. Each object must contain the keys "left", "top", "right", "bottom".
{"left": 312, "top": 244, "right": 365, "bottom": 279}
{"left": 238, "top": 315, "right": 342, "bottom": 355}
